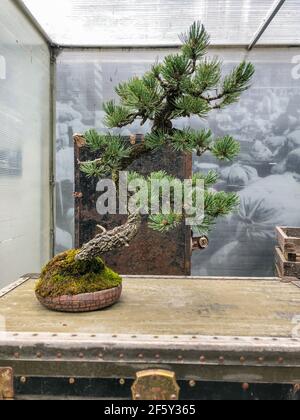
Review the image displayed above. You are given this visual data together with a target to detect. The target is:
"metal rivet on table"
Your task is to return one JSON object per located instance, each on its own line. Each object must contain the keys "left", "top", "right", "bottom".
{"left": 119, "top": 378, "right": 125, "bottom": 386}
{"left": 20, "top": 377, "right": 27, "bottom": 384}
{"left": 69, "top": 378, "right": 76, "bottom": 385}
{"left": 189, "top": 380, "right": 196, "bottom": 388}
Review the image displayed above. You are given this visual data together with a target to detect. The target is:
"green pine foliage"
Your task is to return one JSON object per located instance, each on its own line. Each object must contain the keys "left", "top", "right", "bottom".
{"left": 180, "top": 21, "right": 210, "bottom": 61}
{"left": 80, "top": 21, "right": 255, "bottom": 236}
{"left": 148, "top": 213, "right": 183, "bottom": 233}
{"left": 211, "top": 135, "right": 241, "bottom": 161}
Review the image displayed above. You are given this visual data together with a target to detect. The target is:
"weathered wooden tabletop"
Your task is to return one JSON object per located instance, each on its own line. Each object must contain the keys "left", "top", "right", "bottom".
{"left": 1, "top": 275, "right": 300, "bottom": 384}
{"left": 0, "top": 275, "right": 299, "bottom": 337}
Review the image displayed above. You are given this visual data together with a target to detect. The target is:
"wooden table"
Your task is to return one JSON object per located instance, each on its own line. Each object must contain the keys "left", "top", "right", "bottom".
{"left": 1, "top": 275, "right": 300, "bottom": 399}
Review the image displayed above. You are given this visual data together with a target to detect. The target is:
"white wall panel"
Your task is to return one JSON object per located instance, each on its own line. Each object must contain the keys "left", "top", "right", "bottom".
{"left": 0, "top": 0, "right": 50, "bottom": 287}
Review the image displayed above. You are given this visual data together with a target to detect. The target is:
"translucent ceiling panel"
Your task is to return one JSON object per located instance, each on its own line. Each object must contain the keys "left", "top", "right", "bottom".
{"left": 260, "top": 0, "right": 300, "bottom": 45}
{"left": 22, "top": 0, "right": 276, "bottom": 46}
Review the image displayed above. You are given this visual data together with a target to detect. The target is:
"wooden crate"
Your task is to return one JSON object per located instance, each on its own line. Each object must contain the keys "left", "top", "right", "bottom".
{"left": 276, "top": 227, "right": 300, "bottom": 262}
{"left": 275, "top": 246, "right": 300, "bottom": 279}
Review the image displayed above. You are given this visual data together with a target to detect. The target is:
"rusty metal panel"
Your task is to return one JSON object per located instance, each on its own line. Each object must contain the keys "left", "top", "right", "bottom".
{"left": 2, "top": 331, "right": 300, "bottom": 385}
{"left": 74, "top": 137, "right": 192, "bottom": 275}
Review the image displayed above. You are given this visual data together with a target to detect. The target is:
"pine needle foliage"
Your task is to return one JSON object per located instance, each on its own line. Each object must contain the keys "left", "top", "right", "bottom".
{"left": 80, "top": 22, "right": 254, "bottom": 235}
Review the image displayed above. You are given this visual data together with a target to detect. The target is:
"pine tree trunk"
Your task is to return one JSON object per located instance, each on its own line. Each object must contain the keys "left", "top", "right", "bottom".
{"left": 75, "top": 213, "right": 142, "bottom": 261}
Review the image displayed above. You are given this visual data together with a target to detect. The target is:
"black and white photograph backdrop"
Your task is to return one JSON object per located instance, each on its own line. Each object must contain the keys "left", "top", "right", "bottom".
{"left": 55, "top": 49, "right": 300, "bottom": 277}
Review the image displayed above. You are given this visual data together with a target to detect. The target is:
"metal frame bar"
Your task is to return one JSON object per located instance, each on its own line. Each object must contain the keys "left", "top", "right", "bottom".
{"left": 49, "top": 48, "right": 60, "bottom": 258}
{"left": 0, "top": 276, "right": 32, "bottom": 299}
{"left": 56, "top": 43, "right": 300, "bottom": 51}
{"left": 248, "top": 0, "right": 286, "bottom": 50}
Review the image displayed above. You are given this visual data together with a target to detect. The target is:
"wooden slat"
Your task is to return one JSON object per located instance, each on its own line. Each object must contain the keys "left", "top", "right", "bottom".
{"left": 275, "top": 247, "right": 300, "bottom": 279}
{"left": 277, "top": 226, "right": 300, "bottom": 261}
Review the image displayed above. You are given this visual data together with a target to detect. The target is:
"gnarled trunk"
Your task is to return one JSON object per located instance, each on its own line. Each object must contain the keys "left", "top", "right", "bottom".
{"left": 75, "top": 213, "right": 142, "bottom": 261}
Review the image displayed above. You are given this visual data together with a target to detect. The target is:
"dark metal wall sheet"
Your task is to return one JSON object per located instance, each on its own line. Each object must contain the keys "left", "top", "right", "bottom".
{"left": 13, "top": 377, "right": 300, "bottom": 400}
{"left": 1, "top": 332, "right": 300, "bottom": 385}
{"left": 74, "top": 142, "right": 192, "bottom": 275}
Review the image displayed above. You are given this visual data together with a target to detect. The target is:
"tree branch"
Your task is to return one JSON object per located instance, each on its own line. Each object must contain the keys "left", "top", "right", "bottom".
{"left": 74, "top": 134, "right": 149, "bottom": 172}
{"left": 76, "top": 213, "right": 142, "bottom": 260}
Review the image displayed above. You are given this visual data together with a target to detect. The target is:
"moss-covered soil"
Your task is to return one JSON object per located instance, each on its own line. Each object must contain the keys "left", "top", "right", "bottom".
{"left": 36, "top": 250, "right": 122, "bottom": 298}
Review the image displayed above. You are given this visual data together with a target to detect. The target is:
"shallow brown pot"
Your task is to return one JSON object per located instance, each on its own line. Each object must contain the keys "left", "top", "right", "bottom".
{"left": 36, "top": 285, "right": 122, "bottom": 313}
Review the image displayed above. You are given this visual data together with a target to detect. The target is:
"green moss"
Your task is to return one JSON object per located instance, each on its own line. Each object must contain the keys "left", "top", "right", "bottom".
{"left": 36, "top": 250, "right": 122, "bottom": 298}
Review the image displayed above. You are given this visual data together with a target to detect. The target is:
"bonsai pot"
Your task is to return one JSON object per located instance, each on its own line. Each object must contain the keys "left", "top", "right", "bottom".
{"left": 35, "top": 249, "right": 122, "bottom": 313}
{"left": 36, "top": 284, "right": 122, "bottom": 313}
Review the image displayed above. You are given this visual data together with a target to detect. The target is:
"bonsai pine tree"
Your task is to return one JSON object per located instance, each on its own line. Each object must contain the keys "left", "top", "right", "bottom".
{"left": 75, "top": 21, "right": 255, "bottom": 260}
{"left": 36, "top": 22, "right": 254, "bottom": 309}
